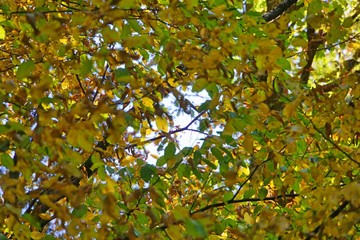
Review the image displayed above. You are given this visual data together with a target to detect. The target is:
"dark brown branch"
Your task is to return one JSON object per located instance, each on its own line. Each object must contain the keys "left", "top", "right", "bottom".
{"left": 190, "top": 194, "right": 300, "bottom": 215}
{"left": 75, "top": 74, "right": 87, "bottom": 96}
{"left": 231, "top": 164, "right": 260, "bottom": 201}
{"left": 125, "top": 110, "right": 206, "bottom": 149}
{"left": 262, "top": 0, "right": 298, "bottom": 22}
{"left": 286, "top": 33, "right": 360, "bottom": 59}
{"left": 306, "top": 201, "right": 350, "bottom": 240}
{"left": 303, "top": 112, "right": 360, "bottom": 167}
{"left": 300, "top": 26, "right": 324, "bottom": 84}
{"left": 92, "top": 63, "right": 109, "bottom": 103}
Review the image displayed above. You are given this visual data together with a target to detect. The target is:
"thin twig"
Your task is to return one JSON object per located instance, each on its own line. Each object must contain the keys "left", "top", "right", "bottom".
{"left": 75, "top": 74, "right": 87, "bottom": 96}
{"left": 125, "top": 111, "right": 206, "bottom": 149}
{"left": 303, "top": 112, "right": 360, "bottom": 167}
{"left": 92, "top": 63, "right": 109, "bottom": 103}
{"left": 286, "top": 33, "right": 360, "bottom": 59}
{"left": 305, "top": 201, "right": 350, "bottom": 240}
{"left": 190, "top": 194, "right": 300, "bottom": 215}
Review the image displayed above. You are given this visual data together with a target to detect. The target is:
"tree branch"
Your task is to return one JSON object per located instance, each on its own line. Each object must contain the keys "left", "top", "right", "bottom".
{"left": 190, "top": 194, "right": 300, "bottom": 215}
{"left": 125, "top": 110, "right": 206, "bottom": 149}
{"left": 303, "top": 112, "right": 360, "bottom": 167}
{"left": 262, "top": 0, "right": 298, "bottom": 22}
{"left": 300, "top": 26, "right": 324, "bottom": 84}
{"left": 286, "top": 33, "right": 360, "bottom": 59}
{"left": 305, "top": 201, "right": 350, "bottom": 239}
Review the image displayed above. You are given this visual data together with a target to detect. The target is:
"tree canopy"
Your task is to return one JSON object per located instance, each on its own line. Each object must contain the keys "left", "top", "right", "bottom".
{"left": 0, "top": 0, "right": 359, "bottom": 239}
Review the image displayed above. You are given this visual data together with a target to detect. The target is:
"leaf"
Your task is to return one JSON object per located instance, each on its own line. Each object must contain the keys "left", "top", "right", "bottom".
{"left": 140, "top": 164, "right": 156, "bottom": 182}
{"left": 72, "top": 204, "right": 87, "bottom": 218}
{"left": 258, "top": 187, "right": 268, "bottom": 200}
{"left": 243, "top": 134, "right": 254, "bottom": 154}
{"left": 1, "top": 153, "right": 15, "bottom": 170}
{"left": 156, "top": 116, "right": 168, "bottom": 132}
{"left": 0, "top": 25, "right": 5, "bottom": 40}
{"left": 243, "top": 189, "right": 256, "bottom": 199}
{"left": 80, "top": 56, "right": 92, "bottom": 77}
{"left": 156, "top": 156, "right": 167, "bottom": 166}
{"left": 114, "top": 68, "right": 132, "bottom": 83}
{"left": 164, "top": 142, "right": 176, "bottom": 160}
{"left": 22, "top": 213, "right": 41, "bottom": 230}
{"left": 276, "top": 57, "right": 291, "bottom": 71}
{"left": 223, "top": 191, "right": 233, "bottom": 202}
{"left": 283, "top": 97, "right": 302, "bottom": 120}
{"left": 177, "top": 163, "right": 191, "bottom": 178}
{"left": 224, "top": 171, "right": 237, "bottom": 187}
{"left": 244, "top": 212, "right": 254, "bottom": 224}
{"left": 0, "top": 234, "right": 8, "bottom": 240}
{"left": 211, "top": 147, "right": 224, "bottom": 161}
{"left": 172, "top": 206, "right": 189, "bottom": 221}
{"left": 30, "top": 231, "right": 44, "bottom": 240}
{"left": 184, "top": 219, "right": 207, "bottom": 238}
{"left": 166, "top": 225, "right": 183, "bottom": 240}
{"left": 16, "top": 60, "right": 35, "bottom": 80}
{"left": 141, "top": 97, "right": 154, "bottom": 111}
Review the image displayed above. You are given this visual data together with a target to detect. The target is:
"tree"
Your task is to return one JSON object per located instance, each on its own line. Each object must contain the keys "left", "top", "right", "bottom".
{"left": 0, "top": 0, "right": 359, "bottom": 239}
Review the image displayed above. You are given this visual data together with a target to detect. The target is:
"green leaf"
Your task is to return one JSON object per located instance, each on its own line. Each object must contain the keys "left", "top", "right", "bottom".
{"left": 41, "top": 235, "right": 56, "bottom": 240}
{"left": 223, "top": 191, "right": 233, "bottom": 202}
{"left": 72, "top": 204, "right": 87, "bottom": 218}
{"left": 1, "top": 153, "right": 14, "bottom": 168}
{"left": 276, "top": 57, "right": 291, "bottom": 71}
{"left": 214, "top": 219, "right": 226, "bottom": 235}
{"left": 211, "top": 147, "right": 224, "bottom": 161}
{"left": 80, "top": 57, "right": 92, "bottom": 77}
{"left": 156, "top": 156, "right": 167, "bottom": 166}
{"left": 114, "top": 68, "right": 132, "bottom": 84}
{"left": 203, "top": 159, "right": 217, "bottom": 169}
{"left": 177, "top": 163, "right": 191, "bottom": 178}
{"left": 140, "top": 164, "right": 156, "bottom": 182}
{"left": 0, "top": 233, "right": 8, "bottom": 240}
{"left": 0, "top": 138, "right": 9, "bottom": 152}
{"left": 16, "top": 60, "right": 35, "bottom": 80}
{"left": 258, "top": 187, "right": 268, "bottom": 200}
{"left": 164, "top": 142, "right": 176, "bottom": 160}
{"left": 22, "top": 213, "right": 41, "bottom": 230}
{"left": 342, "top": 17, "right": 353, "bottom": 28}
{"left": 243, "top": 189, "right": 256, "bottom": 199}
{"left": 192, "top": 78, "right": 208, "bottom": 92}
{"left": 184, "top": 219, "right": 207, "bottom": 238}
{"left": 98, "top": 165, "right": 106, "bottom": 180}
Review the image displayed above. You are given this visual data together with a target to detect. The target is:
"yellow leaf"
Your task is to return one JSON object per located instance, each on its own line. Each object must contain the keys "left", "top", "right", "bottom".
{"left": 224, "top": 171, "right": 238, "bottom": 187}
{"left": 156, "top": 116, "right": 168, "bottom": 132}
{"left": 31, "top": 231, "right": 45, "bottom": 240}
{"left": 142, "top": 97, "right": 154, "bottom": 111}
{"left": 258, "top": 103, "right": 270, "bottom": 115}
{"left": 243, "top": 134, "right": 254, "bottom": 154}
{"left": 283, "top": 97, "right": 302, "bottom": 120}
{"left": 0, "top": 25, "right": 5, "bottom": 40}
{"left": 166, "top": 225, "right": 184, "bottom": 240}
{"left": 244, "top": 212, "right": 254, "bottom": 224}
{"left": 39, "top": 213, "right": 52, "bottom": 220}
{"left": 168, "top": 78, "right": 178, "bottom": 87}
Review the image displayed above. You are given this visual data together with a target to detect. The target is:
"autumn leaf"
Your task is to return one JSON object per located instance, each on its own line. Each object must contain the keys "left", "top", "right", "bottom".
{"left": 1, "top": 0, "right": 359, "bottom": 239}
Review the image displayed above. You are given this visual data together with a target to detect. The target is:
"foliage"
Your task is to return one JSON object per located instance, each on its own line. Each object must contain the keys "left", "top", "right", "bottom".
{"left": 0, "top": 0, "right": 360, "bottom": 239}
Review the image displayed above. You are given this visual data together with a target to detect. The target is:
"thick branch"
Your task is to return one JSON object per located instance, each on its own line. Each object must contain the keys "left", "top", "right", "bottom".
{"left": 262, "top": 0, "right": 298, "bottom": 22}
{"left": 300, "top": 26, "right": 324, "bottom": 84}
